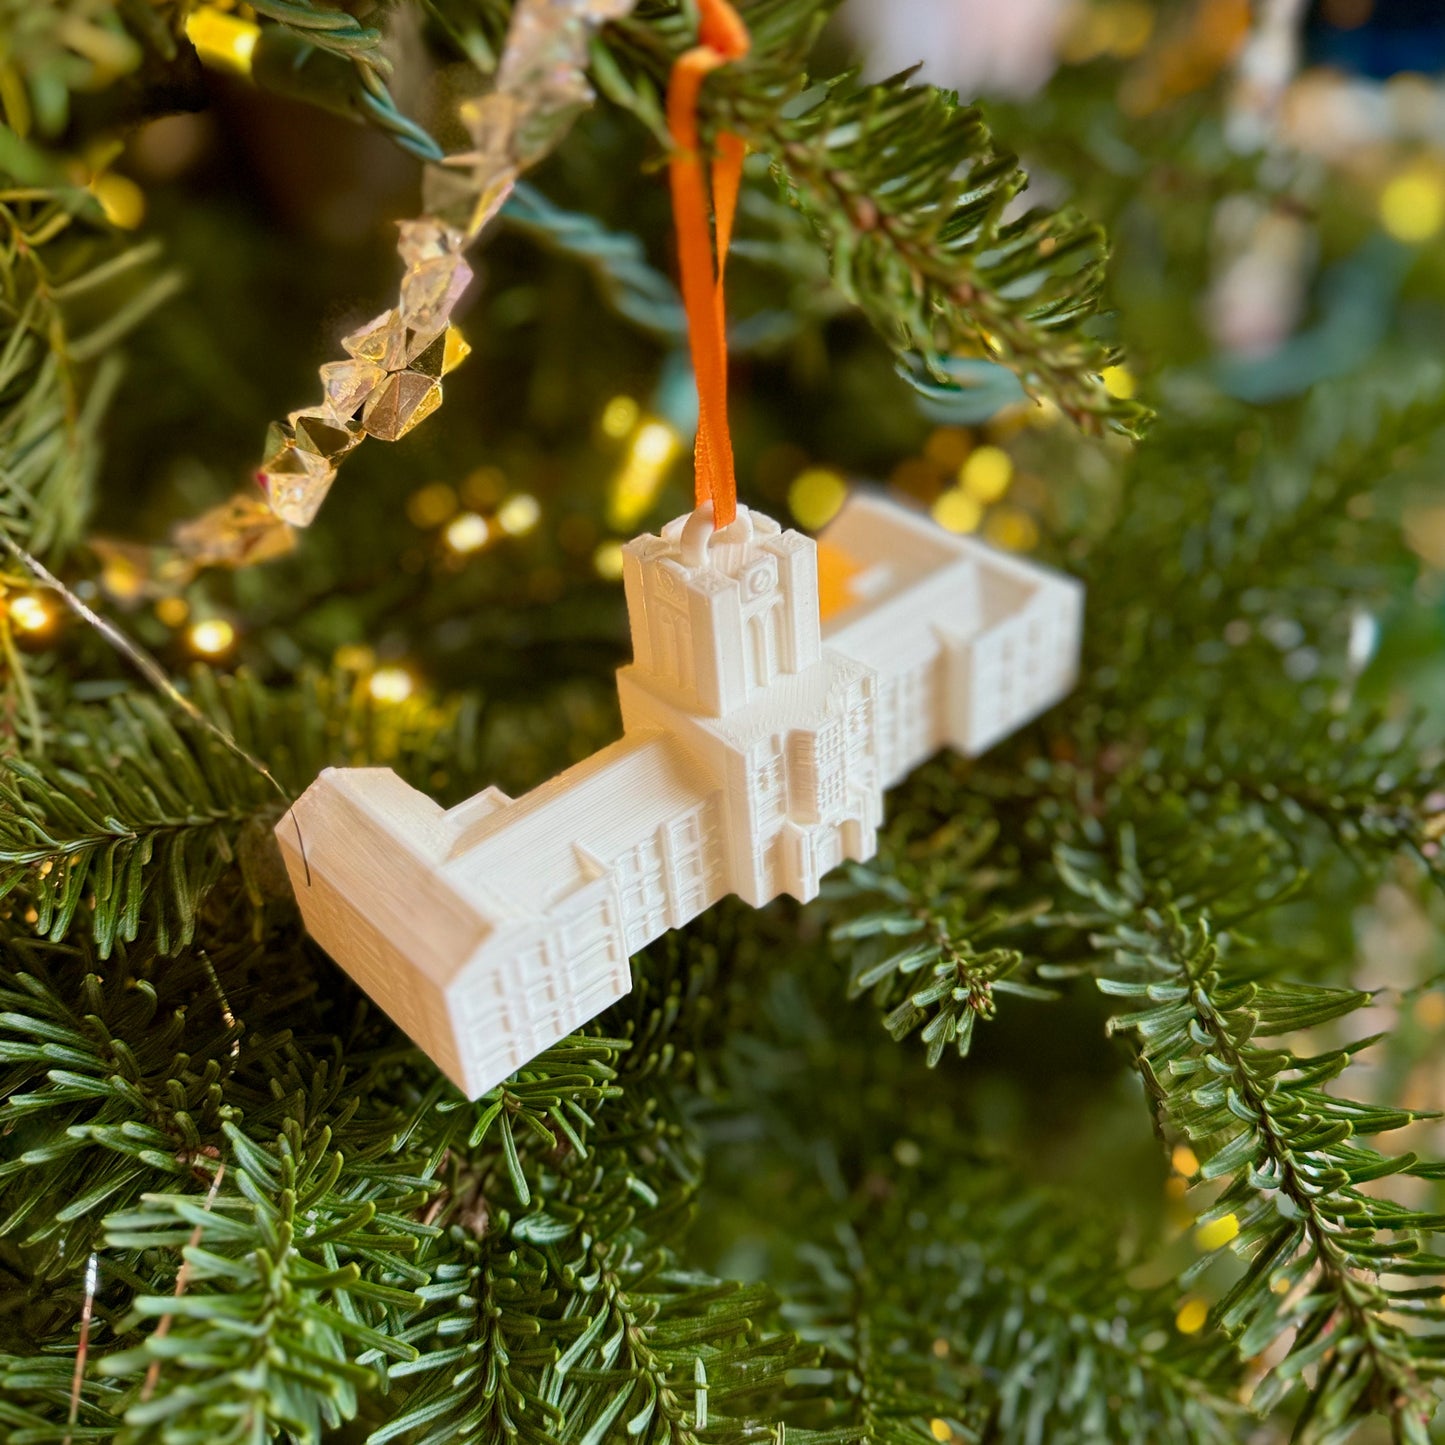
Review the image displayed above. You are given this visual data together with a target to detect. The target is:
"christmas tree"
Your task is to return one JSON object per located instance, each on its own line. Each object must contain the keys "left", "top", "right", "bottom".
{"left": 4, "top": 0, "right": 1445, "bottom": 1441}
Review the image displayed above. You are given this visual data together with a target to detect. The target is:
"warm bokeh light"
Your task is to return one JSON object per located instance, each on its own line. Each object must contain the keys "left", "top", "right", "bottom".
{"left": 924, "top": 427, "right": 972, "bottom": 470}
{"left": 368, "top": 666, "right": 414, "bottom": 703}
{"left": 593, "top": 539, "right": 625, "bottom": 580}
{"left": 959, "top": 445, "right": 1013, "bottom": 502}
{"left": 788, "top": 467, "right": 848, "bottom": 531}
{"left": 1174, "top": 1297, "right": 1209, "bottom": 1335}
{"left": 89, "top": 172, "right": 145, "bottom": 229}
{"left": 1171, "top": 1143, "right": 1200, "bottom": 1177}
{"left": 334, "top": 644, "right": 376, "bottom": 673}
{"left": 984, "top": 508, "right": 1040, "bottom": 552}
{"left": 188, "top": 618, "right": 235, "bottom": 656}
{"left": 1379, "top": 167, "right": 1445, "bottom": 244}
{"left": 607, "top": 421, "right": 680, "bottom": 529}
{"left": 184, "top": 7, "right": 261, "bottom": 75}
{"left": 1101, "top": 364, "right": 1136, "bottom": 399}
{"left": 931, "top": 488, "right": 983, "bottom": 534}
{"left": 497, "top": 493, "right": 542, "bottom": 536}
{"left": 154, "top": 596, "right": 189, "bottom": 628}
{"left": 1194, "top": 1213, "right": 1239, "bottom": 1251}
{"left": 407, "top": 482, "right": 457, "bottom": 529}
{"left": 444, "top": 512, "right": 490, "bottom": 553}
{"left": 8, "top": 594, "right": 55, "bottom": 634}
{"left": 600, "top": 395, "right": 640, "bottom": 439}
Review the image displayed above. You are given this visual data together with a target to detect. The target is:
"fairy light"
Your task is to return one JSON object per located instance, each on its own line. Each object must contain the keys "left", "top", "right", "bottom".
{"left": 89, "top": 172, "right": 145, "bottom": 229}
{"left": 929, "top": 1420, "right": 953, "bottom": 1443}
{"left": 1101, "top": 364, "right": 1136, "bottom": 400}
{"left": 497, "top": 493, "right": 542, "bottom": 537}
{"left": 932, "top": 488, "right": 983, "bottom": 535}
{"left": 787, "top": 467, "right": 848, "bottom": 531}
{"left": 1171, "top": 1143, "right": 1199, "bottom": 1176}
{"left": 601, "top": 395, "right": 640, "bottom": 439}
{"left": 407, "top": 482, "right": 457, "bottom": 529}
{"left": 958, "top": 445, "right": 1013, "bottom": 503}
{"left": 1194, "top": 1214, "right": 1239, "bottom": 1251}
{"left": 984, "top": 508, "right": 1040, "bottom": 552}
{"left": 154, "top": 596, "right": 189, "bottom": 628}
{"left": 444, "top": 512, "right": 490, "bottom": 553}
{"left": 334, "top": 643, "right": 375, "bottom": 673}
{"left": 188, "top": 618, "right": 235, "bottom": 656}
{"left": 607, "top": 419, "right": 681, "bottom": 530}
{"left": 593, "top": 539, "right": 625, "bottom": 580}
{"left": 368, "top": 666, "right": 414, "bottom": 703}
{"left": 1174, "top": 1297, "right": 1209, "bottom": 1335}
{"left": 8, "top": 593, "right": 55, "bottom": 634}
{"left": 184, "top": 7, "right": 261, "bottom": 76}
{"left": 1379, "top": 166, "right": 1445, "bottom": 244}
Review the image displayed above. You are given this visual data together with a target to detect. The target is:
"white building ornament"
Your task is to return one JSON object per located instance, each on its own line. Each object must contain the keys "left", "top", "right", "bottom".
{"left": 276, "top": 492, "right": 1083, "bottom": 1098}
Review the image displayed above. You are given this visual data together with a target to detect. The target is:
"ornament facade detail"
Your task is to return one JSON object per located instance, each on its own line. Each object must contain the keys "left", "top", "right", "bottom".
{"left": 277, "top": 494, "right": 1083, "bottom": 1098}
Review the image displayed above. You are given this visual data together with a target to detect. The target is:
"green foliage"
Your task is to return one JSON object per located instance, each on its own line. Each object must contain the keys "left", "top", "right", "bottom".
{"left": 0, "top": 0, "right": 159, "bottom": 139}
{"left": 825, "top": 837, "right": 1055, "bottom": 1065}
{"left": 4, "top": 0, "right": 1445, "bottom": 1442}
{"left": 1060, "top": 849, "right": 1445, "bottom": 1442}
{"left": 99, "top": 1120, "right": 429, "bottom": 1444}
{"left": 0, "top": 670, "right": 485, "bottom": 956}
{"left": 786, "top": 1168, "right": 1245, "bottom": 1445}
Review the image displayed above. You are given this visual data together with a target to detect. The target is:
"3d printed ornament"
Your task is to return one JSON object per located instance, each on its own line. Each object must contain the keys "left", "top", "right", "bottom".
{"left": 276, "top": 493, "right": 1083, "bottom": 1098}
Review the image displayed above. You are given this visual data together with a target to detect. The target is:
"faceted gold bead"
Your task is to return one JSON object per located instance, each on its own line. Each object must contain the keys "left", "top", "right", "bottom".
{"left": 407, "top": 330, "right": 448, "bottom": 379}
{"left": 289, "top": 408, "right": 362, "bottom": 460}
{"left": 400, "top": 253, "right": 473, "bottom": 333}
{"left": 397, "top": 218, "right": 463, "bottom": 268}
{"left": 259, "top": 442, "right": 335, "bottom": 526}
{"left": 442, "top": 326, "right": 471, "bottom": 375}
{"left": 174, "top": 495, "right": 296, "bottom": 567}
{"left": 320, "top": 359, "right": 386, "bottom": 421}
{"left": 341, "top": 310, "right": 408, "bottom": 370}
{"left": 362, "top": 371, "right": 443, "bottom": 441}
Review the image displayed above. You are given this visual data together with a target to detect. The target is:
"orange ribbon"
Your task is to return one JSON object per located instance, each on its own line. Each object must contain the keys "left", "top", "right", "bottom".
{"left": 667, "top": 0, "right": 750, "bottom": 529}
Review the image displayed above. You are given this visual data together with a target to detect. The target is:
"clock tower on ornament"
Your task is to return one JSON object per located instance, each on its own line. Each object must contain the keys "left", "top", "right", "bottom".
{"left": 277, "top": 493, "right": 1083, "bottom": 1098}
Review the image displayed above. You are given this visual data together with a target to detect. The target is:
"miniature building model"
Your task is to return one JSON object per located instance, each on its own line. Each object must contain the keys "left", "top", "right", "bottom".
{"left": 276, "top": 494, "right": 1083, "bottom": 1098}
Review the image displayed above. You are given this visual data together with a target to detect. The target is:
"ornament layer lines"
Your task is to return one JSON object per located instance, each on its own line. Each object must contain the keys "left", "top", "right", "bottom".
{"left": 277, "top": 495, "right": 1082, "bottom": 1097}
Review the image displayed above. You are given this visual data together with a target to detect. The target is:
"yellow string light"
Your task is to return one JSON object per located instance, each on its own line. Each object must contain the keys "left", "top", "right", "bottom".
{"left": 1379, "top": 166, "right": 1445, "bottom": 244}
{"left": 8, "top": 593, "right": 56, "bottom": 634}
{"left": 497, "top": 493, "right": 542, "bottom": 537}
{"left": 787, "top": 467, "right": 847, "bottom": 531}
{"left": 188, "top": 618, "right": 235, "bottom": 656}
{"left": 154, "top": 596, "right": 189, "bottom": 628}
{"left": 184, "top": 7, "right": 261, "bottom": 76}
{"left": 444, "top": 512, "right": 490, "bottom": 554}
{"left": 407, "top": 483, "right": 458, "bottom": 529}
{"left": 593, "top": 539, "right": 625, "bottom": 580}
{"left": 1194, "top": 1213, "right": 1239, "bottom": 1251}
{"left": 932, "top": 489, "right": 983, "bottom": 535}
{"left": 368, "top": 666, "right": 414, "bottom": 703}
{"left": 1174, "top": 1297, "right": 1209, "bottom": 1335}
{"left": 959, "top": 445, "right": 1013, "bottom": 503}
{"left": 607, "top": 420, "right": 681, "bottom": 530}
{"left": 600, "top": 395, "right": 640, "bottom": 439}
{"left": 1101, "top": 365, "right": 1136, "bottom": 400}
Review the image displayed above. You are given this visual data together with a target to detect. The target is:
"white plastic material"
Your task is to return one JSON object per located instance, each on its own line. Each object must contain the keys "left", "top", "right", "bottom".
{"left": 276, "top": 493, "right": 1083, "bottom": 1097}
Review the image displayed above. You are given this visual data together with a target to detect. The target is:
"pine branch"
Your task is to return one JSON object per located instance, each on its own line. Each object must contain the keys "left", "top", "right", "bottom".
{"left": 593, "top": 0, "right": 1144, "bottom": 436}
{"left": 788, "top": 1165, "right": 1246, "bottom": 1445}
{"left": 824, "top": 829, "right": 1057, "bottom": 1066}
{"left": 0, "top": 669, "right": 486, "bottom": 957}
{"left": 0, "top": 197, "right": 180, "bottom": 559}
{"left": 98, "top": 1118, "right": 430, "bottom": 1443}
{"left": 0, "top": 0, "right": 160, "bottom": 138}
{"left": 1063, "top": 850, "right": 1445, "bottom": 1442}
